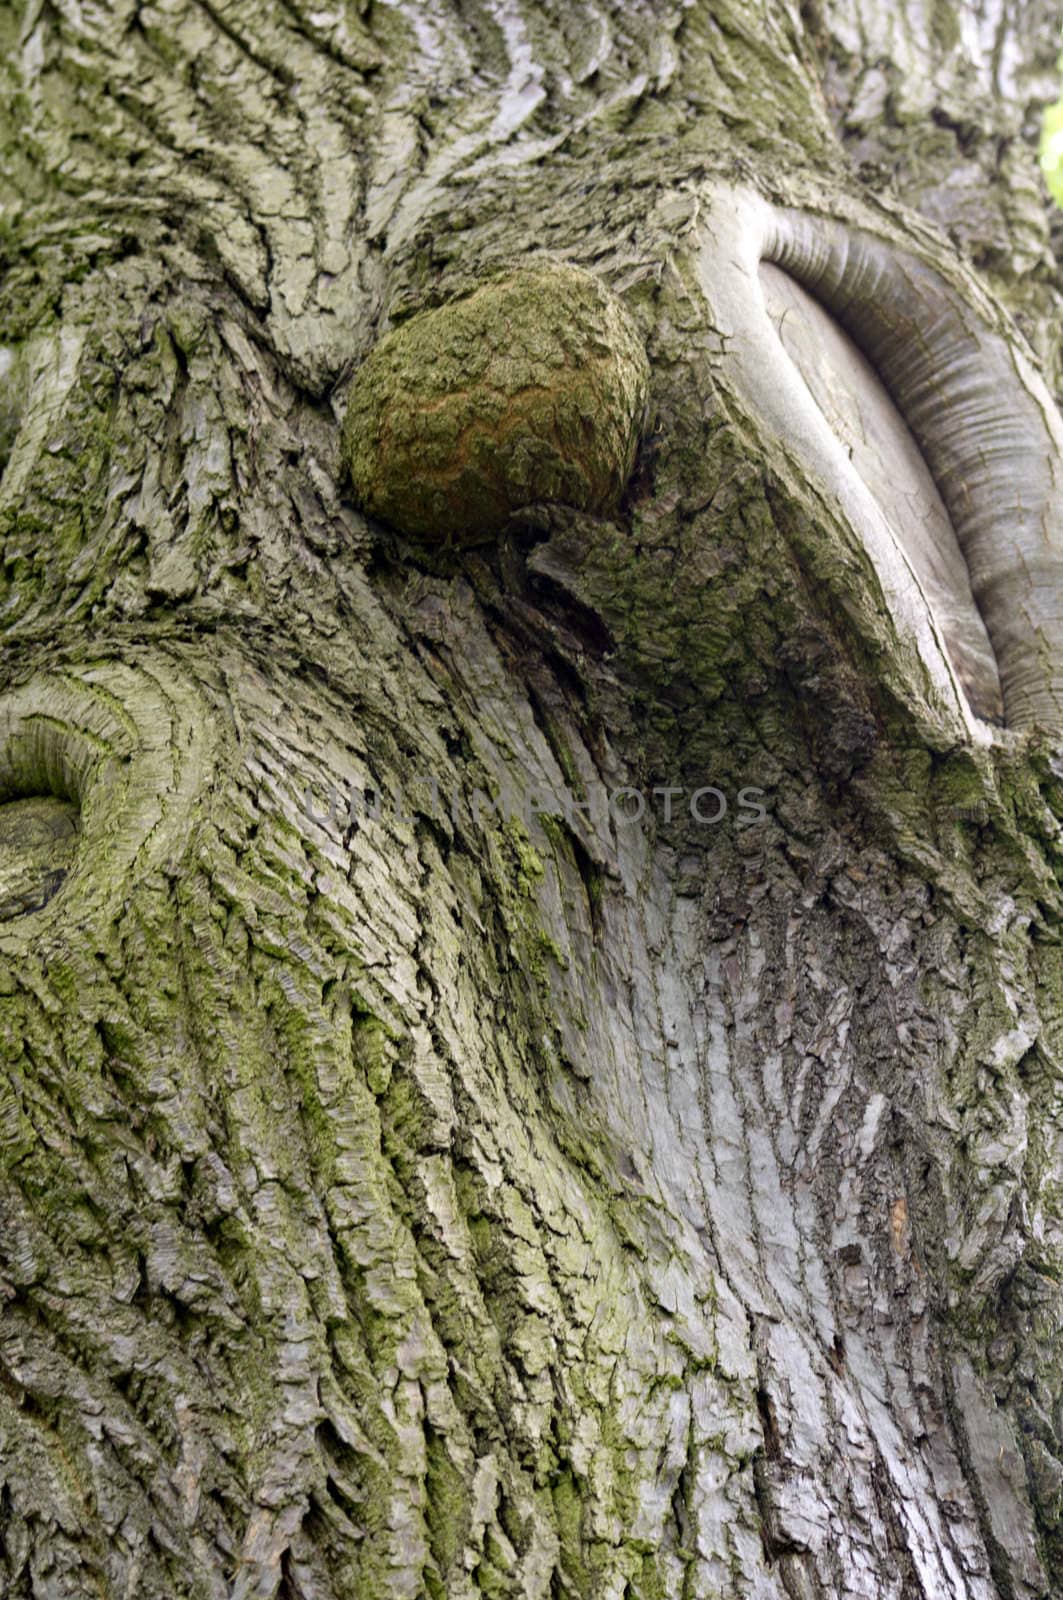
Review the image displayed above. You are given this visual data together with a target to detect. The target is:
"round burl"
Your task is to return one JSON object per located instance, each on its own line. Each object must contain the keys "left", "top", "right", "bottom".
{"left": 342, "top": 265, "right": 650, "bottom": 543}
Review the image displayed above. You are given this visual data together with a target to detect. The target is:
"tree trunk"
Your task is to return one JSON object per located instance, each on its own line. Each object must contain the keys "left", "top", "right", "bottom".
{"left": 2, "top": 2, "right": 1063, "bottom": 1596}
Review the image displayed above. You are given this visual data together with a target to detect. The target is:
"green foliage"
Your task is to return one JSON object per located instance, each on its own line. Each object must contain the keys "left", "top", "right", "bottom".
{"left": 1041, "top": 74, "right": 1063, "bottom": 206}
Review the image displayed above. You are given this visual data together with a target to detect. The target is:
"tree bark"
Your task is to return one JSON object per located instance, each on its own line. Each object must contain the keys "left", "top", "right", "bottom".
{"left": 2, "top": 2, "right": 1063, "bottom": 1596}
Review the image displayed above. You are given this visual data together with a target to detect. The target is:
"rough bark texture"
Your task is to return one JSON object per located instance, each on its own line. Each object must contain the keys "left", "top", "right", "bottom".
{"left": 2, "top": 2, "right": 1063, "bottom": 1597}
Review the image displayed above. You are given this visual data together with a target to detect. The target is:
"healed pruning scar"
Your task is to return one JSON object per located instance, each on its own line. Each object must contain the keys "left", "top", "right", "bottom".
{"left": 699, "top": 188, "right": 1063, "bottom": 735}
{"left": 0, "top": 666, "right": 213, "bottom": 950}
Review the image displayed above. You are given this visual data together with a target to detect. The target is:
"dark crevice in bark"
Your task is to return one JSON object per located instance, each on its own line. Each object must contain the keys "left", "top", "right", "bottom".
{"left": 943, "top": 1358, "right": 1027, "bottom": 1600}
{"left": 868, "top": 1457, "right": 930, "bottom": 1600}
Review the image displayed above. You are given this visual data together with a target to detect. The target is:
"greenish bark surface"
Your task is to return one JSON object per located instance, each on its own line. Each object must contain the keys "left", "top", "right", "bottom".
{"left": 1, "top": 2, "right": 1063, "bottom": 1597}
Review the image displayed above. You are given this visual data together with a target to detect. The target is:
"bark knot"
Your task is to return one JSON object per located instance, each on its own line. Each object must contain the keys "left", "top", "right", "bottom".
{"left": 341, "top": 263, "right": 650, "bottom": 544}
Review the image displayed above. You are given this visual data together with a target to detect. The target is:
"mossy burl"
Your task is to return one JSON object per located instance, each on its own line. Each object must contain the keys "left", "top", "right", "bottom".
{"left": 342, "top": 264, "right": 650, "bottom": 544}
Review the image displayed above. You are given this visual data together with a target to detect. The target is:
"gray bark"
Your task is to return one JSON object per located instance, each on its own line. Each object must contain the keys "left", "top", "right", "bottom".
{"left": 1, "top": 1, "right": 1063, "bottom": 1597}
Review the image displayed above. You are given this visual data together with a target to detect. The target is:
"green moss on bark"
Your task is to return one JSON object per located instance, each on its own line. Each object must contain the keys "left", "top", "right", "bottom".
{"left": 342, "top": 264, "right": 649, "bottom": 545}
